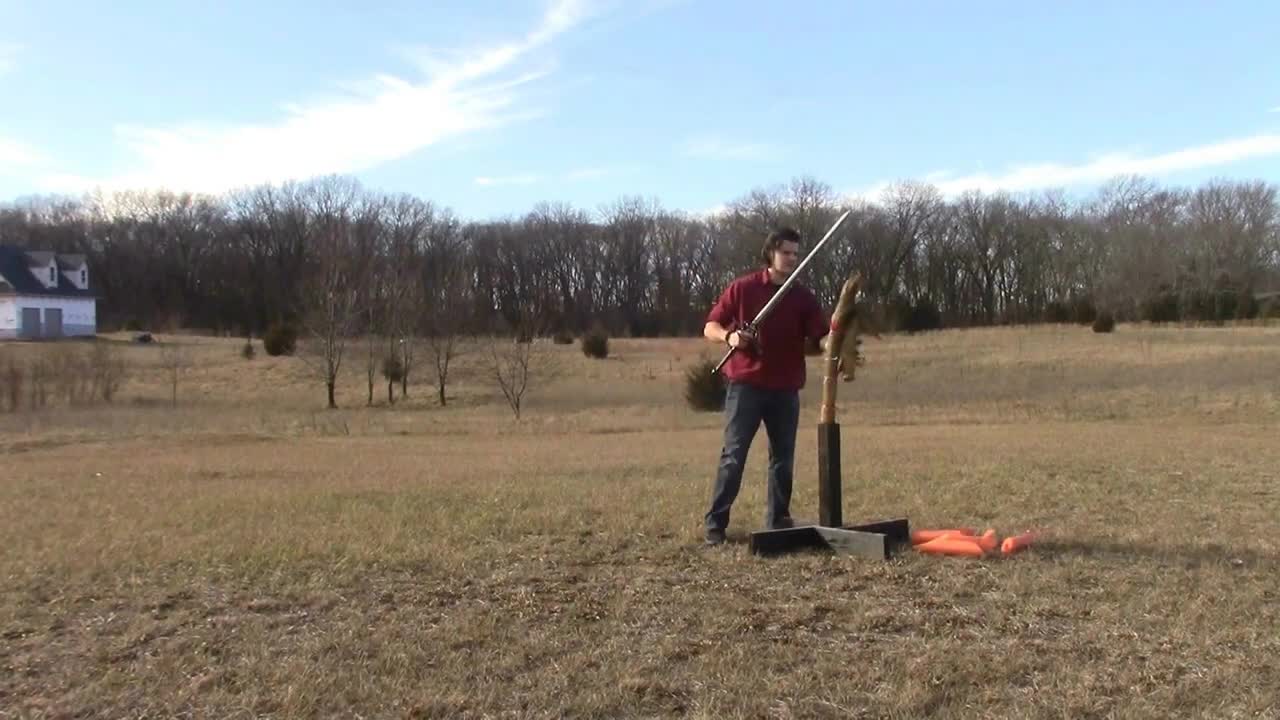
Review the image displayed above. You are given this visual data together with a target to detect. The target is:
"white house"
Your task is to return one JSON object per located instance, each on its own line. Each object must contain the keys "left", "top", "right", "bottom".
{"left": 0, "top": 245, "right": 97, "bottom": 339}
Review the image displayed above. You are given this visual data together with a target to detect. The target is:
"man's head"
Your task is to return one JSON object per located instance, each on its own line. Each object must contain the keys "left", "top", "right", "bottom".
{"left": 760, "top": 227, "right": 802, "bottom": 275}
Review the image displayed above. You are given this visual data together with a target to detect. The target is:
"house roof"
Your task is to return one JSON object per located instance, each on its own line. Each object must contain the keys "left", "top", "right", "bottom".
{"left": 57, "top": 253, "right": 87, "bottom": 269}
{"left": 24, "top": 250, "right": 55, "bottom": 266}
{"left": 0, "top": 245, "right": 96, "bottom": 298}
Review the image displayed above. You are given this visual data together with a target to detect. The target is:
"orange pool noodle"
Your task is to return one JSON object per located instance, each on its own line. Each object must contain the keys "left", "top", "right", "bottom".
{"left": 915, "top": 535, "right": 987, "bottom": 558}
{"left": 1001, "top": 532, "right": 1036, "bottom": 555}
{"left": 910, "top": 528, "right": 977, "bottom": 545}
{"left": 934, "top": 529, "right": 1001, "bottom": 553}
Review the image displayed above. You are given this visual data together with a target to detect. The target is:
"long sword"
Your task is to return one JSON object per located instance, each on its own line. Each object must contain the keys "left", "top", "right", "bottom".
{"left": 712, "top": 209, "right": 852, "bottom": 375}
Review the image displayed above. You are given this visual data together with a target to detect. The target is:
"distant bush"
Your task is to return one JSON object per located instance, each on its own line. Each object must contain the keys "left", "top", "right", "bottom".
{"left": 2, "top": 359, "right": 23, "bottom": 412}
{"left": 581, "top": 326, "right": 609, "bottom": 359}
{"left": 887, "top": 296, "right": 942, "bottom": 333}
{"left": 263, "top": 322, "right": 297, "bottom": 356}
{"left": 241, "top": 339, "right": 256, "bottom": 360}
{"left": 1043, "top": 301, "right": 1071, "bottom": 324}
{"left": 381, "top": 354, "right": 405, "bottom": 384}
{"left": 1141, "top": 291, "right": 1181, "bottom": 323}
{"left": 0, "top": 345, "right": 127, "bottom": 411}
{"left": 552, "top": 330, "right": 574, "bottom": 345}
{"left": 1092, "top": 311, "right": 1116, "bottom": 333}
{"left": 1071, "top": 297, "right": 1098, "bottom": 325}
{"left": 89, "top": 343, "right": 127, "bottom": 403}
{"left": 1233, "top": 291, "right": 1259, "bottom": 321}
{"left": 904, "top": 300, "right": 943, "bottom": 333}
{"left": 684, "top": 357, "right": 727, "bottom": 412}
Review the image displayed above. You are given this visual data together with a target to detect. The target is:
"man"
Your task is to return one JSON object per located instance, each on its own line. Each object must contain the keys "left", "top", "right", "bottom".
{"left": 702, "top": 226, "right": 831, "bottom": 546}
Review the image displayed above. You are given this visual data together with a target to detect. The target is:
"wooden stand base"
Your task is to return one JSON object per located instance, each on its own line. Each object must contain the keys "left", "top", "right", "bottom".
{"left": 748, "top": 518, "right": 911, "bottom": 560}
{"left": 749, "top": 422, "right": 909, "bottom": 560}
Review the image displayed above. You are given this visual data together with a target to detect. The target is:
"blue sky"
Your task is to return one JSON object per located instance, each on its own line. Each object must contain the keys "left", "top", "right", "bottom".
{"left": 2, "top": 0, "right": 1279, "bottom": 219}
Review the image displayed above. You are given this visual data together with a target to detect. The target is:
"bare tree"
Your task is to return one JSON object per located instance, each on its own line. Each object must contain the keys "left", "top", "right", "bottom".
{"left": 487, "top": 312, "right": 556, "bottom": 420}
{"left": 422, "top": 211, "right": 469, "bottom": 407}
{"left": 298, "top": 178, "right": 372, "bottom": 409}
{"left": 88, "top": 343, "right": 127, "bottom": 404}
{"left": 159, "top": 341, "right": 189, "bottom": 407}
{"left": 425, "top": 264, "right": 468, "bottom": 407}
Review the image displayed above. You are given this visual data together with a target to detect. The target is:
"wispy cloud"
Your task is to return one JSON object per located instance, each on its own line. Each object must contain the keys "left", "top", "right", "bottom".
{"left": 1270, "top": 106, "right": 1280, "bottom": 114}
{"left": 49, "top": 0, "right": 591, "bottom": 195}
{"left": 849, "top": 132, "right": 1280, "bottom": 200}
{"left": 680, "top": 136, "right": 774, "bottom": 160}
{"left": 474, "top": 173, "right": 542, "bottom": 187}
{"left": 473, "top": 165, "right": 618, "bottom": 187}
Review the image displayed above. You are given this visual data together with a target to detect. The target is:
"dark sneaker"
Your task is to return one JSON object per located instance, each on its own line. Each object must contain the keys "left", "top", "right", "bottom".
{"left": 704, "top": 528, "right": 726, "bottom": 546}
{"left": 770, "top": 516, "right": 795, "bottom": 530}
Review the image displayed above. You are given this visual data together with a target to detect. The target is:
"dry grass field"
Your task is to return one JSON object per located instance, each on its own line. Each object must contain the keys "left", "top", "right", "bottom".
{"left": 2, "top": 323, "right": 1279, "bottom": 719}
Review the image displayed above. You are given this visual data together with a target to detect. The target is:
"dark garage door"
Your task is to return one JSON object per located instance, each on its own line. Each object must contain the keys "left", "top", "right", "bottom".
{"left": 44, "top": 308, "right": 63, "bottom": 338}
{"left": 19, "top": 307, "right": 41, "bottom": 339}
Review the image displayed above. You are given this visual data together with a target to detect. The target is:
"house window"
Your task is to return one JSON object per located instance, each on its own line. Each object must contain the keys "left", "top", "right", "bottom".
{"left": 81, "top": 269, "right": 87, "bottom": 285}
{"left": 49, "top": 267, "right": 56, "bottom": 284}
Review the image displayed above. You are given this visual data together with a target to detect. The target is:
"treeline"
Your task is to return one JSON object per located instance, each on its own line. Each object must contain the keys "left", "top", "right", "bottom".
{"left": 1, "top": 173, "right": 1278, "bottom": 338}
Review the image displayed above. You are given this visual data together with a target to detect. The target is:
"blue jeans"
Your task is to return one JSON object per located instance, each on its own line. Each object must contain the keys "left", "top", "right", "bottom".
{"left": 705, "top": 381, "right": 800, "bottom": 532}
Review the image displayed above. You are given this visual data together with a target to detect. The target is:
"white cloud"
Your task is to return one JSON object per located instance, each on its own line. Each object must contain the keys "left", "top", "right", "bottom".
{"left": 50, "top": 0, "right": 591, "bottom": 195}
{"left": 681, "top": 136, "right": 774, "bottom": 160}
{"left": 848, "top": 132, "right": 1280, "bottom": 201}
{"left": 474, "top": 173, "right": 542, "bottom": 187}
{"left": 1270, "top": 106, "right": 1280, "bottom": 114}
{"left": 0, "top": 136, "right": 44, "bottom": 168}
{"left": 694, "top": 203, "right": 728, "bottom": 219}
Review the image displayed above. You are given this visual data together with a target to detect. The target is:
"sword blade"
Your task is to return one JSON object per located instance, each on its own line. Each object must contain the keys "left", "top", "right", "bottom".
{"left": 712, "top": 209, "right": 852, "bottom": 375}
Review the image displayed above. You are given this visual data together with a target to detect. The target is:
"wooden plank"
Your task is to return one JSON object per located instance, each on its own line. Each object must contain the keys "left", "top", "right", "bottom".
{"left": 817, "top": 423, "right": 842, "bottom": 528}
{"left": 814, "top": 527, "right": 889, "bottom": 560}
{"left": 748, "top": 526, "right": 824, "bottom": 556}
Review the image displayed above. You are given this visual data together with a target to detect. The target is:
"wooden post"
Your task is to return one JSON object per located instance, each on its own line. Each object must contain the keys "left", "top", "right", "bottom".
{"left": 818, "top": 422, "right": 841, "bottom": 527}
{"left": 817, "top": 273, "right": 861, "bottom": 528}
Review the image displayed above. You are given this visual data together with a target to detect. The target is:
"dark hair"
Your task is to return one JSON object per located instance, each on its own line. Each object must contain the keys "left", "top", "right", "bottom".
{"left": 760, "top": 227, "right": 802, "bottom": 266}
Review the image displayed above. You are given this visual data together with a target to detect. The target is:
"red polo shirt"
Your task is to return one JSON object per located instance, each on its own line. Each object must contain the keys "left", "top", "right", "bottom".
{"left": 707, "top": 269, "right": 830, "bottom": 391}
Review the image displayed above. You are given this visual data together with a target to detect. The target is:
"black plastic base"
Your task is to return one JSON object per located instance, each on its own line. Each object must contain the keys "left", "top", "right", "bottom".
{"left": 748, "top": 518, "right": 911, "bottom": 560}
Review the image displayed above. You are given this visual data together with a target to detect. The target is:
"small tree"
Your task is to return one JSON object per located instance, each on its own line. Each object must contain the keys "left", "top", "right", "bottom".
{"left": 159, "top": 342, "right": 188, "bottom": 407}
{"left": 381, "top": 354, "right": 405, "bottom": 405}
{"left": 487, "top": 313, "right": 555, "bottom": 420}
{"left": 298, "top": 221, "right": 368, "bottom": 410}
{"left": 88, "top": 343, "right": 127, "bottom": 403}
{"left": 424, "top": 256, "right": 469, "bottom": 407}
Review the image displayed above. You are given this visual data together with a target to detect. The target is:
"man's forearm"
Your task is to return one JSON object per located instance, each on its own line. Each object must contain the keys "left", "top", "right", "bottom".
{"left": 704, "top": 322, "right": 730, "bottom": 344}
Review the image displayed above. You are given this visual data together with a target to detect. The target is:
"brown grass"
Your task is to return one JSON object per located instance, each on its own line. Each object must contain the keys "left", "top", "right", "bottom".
{"left": 2, "top": 323, "right": 1279, "bottom": 718}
